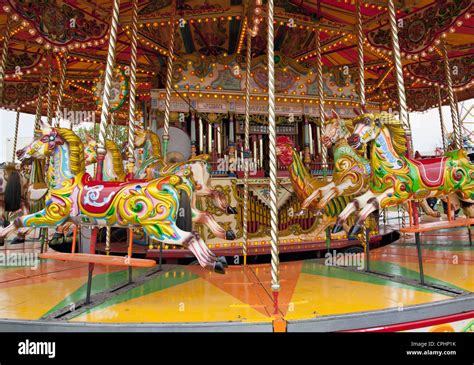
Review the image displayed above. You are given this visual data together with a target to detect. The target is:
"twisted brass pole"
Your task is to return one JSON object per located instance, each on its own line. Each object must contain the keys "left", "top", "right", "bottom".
{"left": 46, "top": 54, "right": 54, "bottom": 126}
{"left": 356, "top": 0, "right": 365, "bottom": 107}
{"left": 97, "top": 0, "right": 121, "bottom": 181}
{"left": 315, "top": 29, "right": 327, "bottom": 170}
{"left": 34, "top": 75, "right": 45, "bottom": 130}
{"left": 12, "top": 110, "right": 20, "bottom": 162}
{"left": 441, "top": 39, "right": 462, "bottom": 150}
{"left": 0, "top": 15, "right": 12, "bottom": 101}
{"left": 108, "top": 112, "right": 116, "bottom": 141}
{"left": 242, "top": 30, "right": 251, "bottom": 265}
{"left": 162, "top": 2, "right": 176, "bottom": 162}
{"left": 267, "top": 0, "right": 280, "bottom": 295}
{"left": 388, "top": 0, "right": 412, "bottom": 157}
{"left": 454, "top": 89, "right": 462, "bottom": 140}
{"left": 437, "top": 85, "right": 448, "bottom": 152}
{"left": 54, "top": 53, "right": 68, "bottom": 127}
{"left": 127, "top": 0, "right": 139, "bottom": 177}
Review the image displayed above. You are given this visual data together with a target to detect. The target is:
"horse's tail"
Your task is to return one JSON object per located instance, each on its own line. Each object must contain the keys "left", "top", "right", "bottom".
{"left": 176, "top": 189, "right": 193, "bottom": 232}
{"left": 5, "top": 170, "right": 22, "bottom": 212}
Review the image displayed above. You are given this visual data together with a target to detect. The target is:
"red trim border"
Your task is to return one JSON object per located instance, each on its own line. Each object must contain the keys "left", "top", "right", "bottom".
{"left": 345, "top": 311, "right": 474, "bottom": 332}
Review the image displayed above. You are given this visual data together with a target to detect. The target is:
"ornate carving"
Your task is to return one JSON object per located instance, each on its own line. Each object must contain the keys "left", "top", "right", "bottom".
{"left": 138, "top": 0, "right": 172, "bottom": 16}
{"left": 9, "top": 0, "right": 108, "bottom": 45}
{"left": 387, "top": 87, "right": 448, "bottom": 111}
{"left": 3, "top": 82, "right": 40, "bottom": 105}
{"left": 367, "top": 0, "right": 471, "bottom": 54}
{"left": 5, "top": 51, "right": 40, "bottom": 72}
{"left": 406, "top": 54, "right": 474, "bottom": 88}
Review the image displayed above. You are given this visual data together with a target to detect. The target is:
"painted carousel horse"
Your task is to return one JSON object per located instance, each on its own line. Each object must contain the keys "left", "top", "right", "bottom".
{"left": 134, "top": 128, "right": 237, "bottom": 240}
{"left": 85, "top": 133, "right": 236, "bottom": 241}
{"left": 276, "top": 135, "right": 351, "bottom": 237}
{"left": 301, "top": 110, "right": 440, "bottom": 218}
{"left": 0, "top": 125, "right": 226, "bottom": 274}
{"left": 48, "top": 136, "right": 128, "bottom": 245}
{"left": 301, "top": 111, "right": 371, "bottom": 210}
{"left": 335, "top": 111, "right": 474, "bottom": 235}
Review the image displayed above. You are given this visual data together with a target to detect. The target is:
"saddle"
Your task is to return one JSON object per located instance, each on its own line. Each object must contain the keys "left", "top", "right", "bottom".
{"left": 409, "top": 157, "right": 447, "bottom": 188}
{"left": 79, "top": 173, "right": 173, "bottom": 215}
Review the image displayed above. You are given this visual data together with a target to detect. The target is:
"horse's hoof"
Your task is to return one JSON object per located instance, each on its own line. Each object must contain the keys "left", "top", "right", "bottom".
{"left": 213, "top": 261, "right": 226, "bottom": 274}
{"left": 217, "top": 256, "right": 228, "bottom": 268}
{"left": 349, "top": 225, "right": 362, "bottom": 236}
{"left": 226, "top": 206, "right": 238, "bottom": 215}
{"left": 332, "top": 224, "right": 343, "bottom": 234}
{"left": 11, "top": 237, "right": 25, "bottom": 245}
{"left": 225, "top": 230, "right": 236, "bottom": 240}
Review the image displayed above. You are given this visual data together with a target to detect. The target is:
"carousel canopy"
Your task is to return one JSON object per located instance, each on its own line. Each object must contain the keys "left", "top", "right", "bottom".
{"left": 0, "top": 0, "right": 472, "bottom": 122}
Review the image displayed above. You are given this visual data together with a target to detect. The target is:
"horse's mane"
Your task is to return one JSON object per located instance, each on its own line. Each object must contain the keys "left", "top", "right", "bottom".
{"left": 378, "top": 112, "right": 407, "bottom": 156}
{"left": 105, "top": 140, "right": 126, "bottom": 180}
{"left": 57, "top": 128, "right": 85, "bottom": 175}
{"left": 340, "top": 118, "right": 354, "bottom": 135}
{"left": 325, "top": 117, "right": 353, "bottom": 137}
{"left": 148, "top": 131, "right": 162, "bottom": 158}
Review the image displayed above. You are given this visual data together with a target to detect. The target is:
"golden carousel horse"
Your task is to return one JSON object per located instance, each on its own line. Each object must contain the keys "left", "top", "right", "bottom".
{"left": 302, "top": 110, "right": 439, "bottom": 221}
{"left": 276, "top": 135, "right": 352, "bottom": 238}
{"left": 336, "top": 110, "right": 474, "bottom": 235}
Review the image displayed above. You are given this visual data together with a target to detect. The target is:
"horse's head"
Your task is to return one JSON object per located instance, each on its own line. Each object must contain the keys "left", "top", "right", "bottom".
{"left": 276, "top": 136, "right": 294, "bottom": 167}
{"left": 347, "top": 108, "right": 383, "bottom": 149}
{"left": 83, "top": 133, "right": 98, "bottom": 165}
{"left": 321, "top": 110, "right": 352, "bottom": 148}
{"left": 134, "top": 128, "right": 162, "bottom": 158}
{"left": 16, "top": 123, "right": 65, "bottom": 163}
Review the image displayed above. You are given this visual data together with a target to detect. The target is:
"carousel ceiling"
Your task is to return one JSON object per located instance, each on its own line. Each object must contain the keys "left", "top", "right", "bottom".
{"left": 0, "top": 0, "right": 472, "bottom": 121}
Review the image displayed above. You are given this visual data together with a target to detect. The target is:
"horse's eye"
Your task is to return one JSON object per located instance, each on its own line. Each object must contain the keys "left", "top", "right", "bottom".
{"left": 49, "top": 135, "right": 55, "bottom": 141}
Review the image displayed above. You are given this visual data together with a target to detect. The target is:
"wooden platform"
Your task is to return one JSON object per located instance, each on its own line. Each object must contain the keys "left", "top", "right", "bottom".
{"left": 39, "top": 252, "right": 156, "bottom": 267}
{"left": 0, "top": 226, "right": 472, "bottom": 332}
{"left": 400, "top": 218, "right": 474, "bottom": 233}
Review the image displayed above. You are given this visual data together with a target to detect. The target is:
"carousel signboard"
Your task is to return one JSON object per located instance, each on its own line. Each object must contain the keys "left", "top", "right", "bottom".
{"left": 151, "top": 90, "right": 361, "bottom": 118}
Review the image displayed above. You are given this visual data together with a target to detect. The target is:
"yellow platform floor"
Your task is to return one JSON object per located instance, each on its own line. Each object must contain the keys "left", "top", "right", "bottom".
{"left": 0, "top": 227, "right": 472, "bottom": 324}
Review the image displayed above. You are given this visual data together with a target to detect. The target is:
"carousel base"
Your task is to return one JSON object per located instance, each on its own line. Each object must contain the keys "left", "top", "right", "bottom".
{"left": 93, "top": 228, "right": 400, "bottom": 261}
{"left": 0, "top": 227, "right": 472, "bottom": 332}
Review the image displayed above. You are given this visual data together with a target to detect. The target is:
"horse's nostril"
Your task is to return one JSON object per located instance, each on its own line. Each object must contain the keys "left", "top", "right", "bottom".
{"left": 348, "top": 134, "right": 360, "bottom": 146}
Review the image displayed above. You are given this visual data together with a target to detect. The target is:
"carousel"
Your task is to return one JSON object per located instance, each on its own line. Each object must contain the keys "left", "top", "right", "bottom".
{"left": 0, "top": 0, "right": 472, "bottom": 332}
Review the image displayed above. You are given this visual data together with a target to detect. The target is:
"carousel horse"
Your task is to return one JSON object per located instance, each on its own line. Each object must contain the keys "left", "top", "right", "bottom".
{"left": 301, "top": 111, "right": 371, "bottom": 210}
{"left": 335, "top": 110, "right": 474, "bottom": 235}
{"left": 0, "top": 125, "right": 226, "bottom": 274}
{"left": 49, "top": 137, "right": 128, "bottom": 246}
{"left": 301, "top": 110, "right": 440, "bottom": 218}
{"left": 276, "top": 135, "right": 352, "bottom": 237}
{"left": 134, "top": 128, "right": 237, "bottom": 239}
{"left": 85, "top": 134, "right": 236, "bottom": 241}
